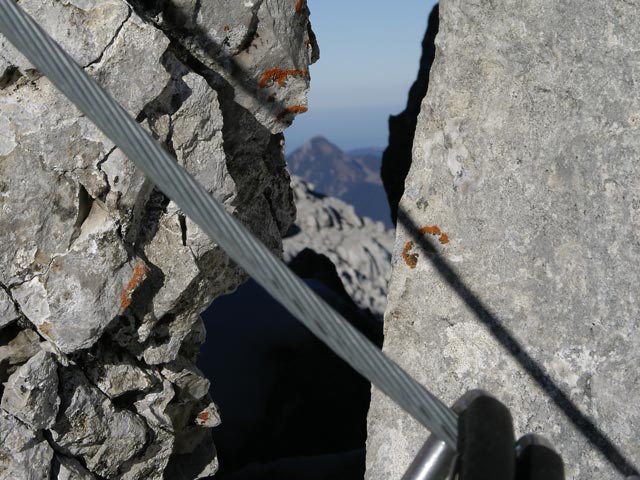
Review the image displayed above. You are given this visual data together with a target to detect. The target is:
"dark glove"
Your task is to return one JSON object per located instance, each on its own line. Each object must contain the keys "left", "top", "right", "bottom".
{"left": 457, "top": 394, "right": 565, "bottom": 480}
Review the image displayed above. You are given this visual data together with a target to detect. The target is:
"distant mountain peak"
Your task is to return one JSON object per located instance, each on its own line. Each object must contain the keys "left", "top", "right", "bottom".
{"left": 286, "top": 136, "right": 392, "bottom": 228}
{"left": 303, "top": 136, "right": 343, "bottom": 155}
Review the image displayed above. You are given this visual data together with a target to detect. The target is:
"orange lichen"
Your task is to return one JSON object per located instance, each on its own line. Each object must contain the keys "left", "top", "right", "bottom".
{"left": 402, "top": 241, "right": 418, "bottom": 269}
{"left": 120, "top": 260, "right": 149, "bottom": 311}
{"left": 276, "top": 105, "right": 308, "bottom": 120}
{"left": 259, "top": 68, "right": 308, "bottom": 88}
{"left": 223, "top": 25, "right": 230, "bottom": 31}
{"left": 295, "top": 0, "right": 303, "bottom": 13}
{"left": 418, "top": 224, "right": 450, "bottom": 245}
{"left": 419, "top": 225, "right": 441, "bottom": 236}
{"left": 198, "top": 411, "right": 209, "bottom": 422}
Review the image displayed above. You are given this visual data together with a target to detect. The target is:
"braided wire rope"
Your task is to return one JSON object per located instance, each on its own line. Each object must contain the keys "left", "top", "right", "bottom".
{"left": 0, "top": 0, "right": 458, "bottom": 449}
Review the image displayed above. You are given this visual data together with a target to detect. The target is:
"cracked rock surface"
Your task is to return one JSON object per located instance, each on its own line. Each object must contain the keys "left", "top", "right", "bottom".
{"left": 0, "top": 0, "right": 316, "bottom": 478}
{"left": 366, "top": 2, "right": 640, "bottom": 479}
{"left": 284, "top": 176, "right": 394, "bottom": 319}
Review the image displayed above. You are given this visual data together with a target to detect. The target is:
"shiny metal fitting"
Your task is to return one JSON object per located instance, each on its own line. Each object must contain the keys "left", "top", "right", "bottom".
{"left": 400, "top": 390, "right": 488, "bottom": 480}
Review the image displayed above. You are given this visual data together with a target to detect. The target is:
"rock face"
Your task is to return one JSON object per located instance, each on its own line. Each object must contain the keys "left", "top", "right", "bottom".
{"left": 0, "top": 1, "right": 317, "bottom": 478}
{"left": 367, "top": 2, "right": 640, "bottom": 479}
{"left": 283, "top": 176, "right": 394, "bottom": 319}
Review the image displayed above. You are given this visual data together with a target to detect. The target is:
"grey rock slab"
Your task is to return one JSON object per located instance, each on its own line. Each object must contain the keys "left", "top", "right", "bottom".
{"left": 284, "top": 176, "right": 395, "bottom": 318}
{"left": 119, "top": 424, "right": 174, "bottom": 480}
{"left": 0, "top": 328, "right": 41, "bottom": 383}
{"left": 11, "top": 240, "right": 137, "bottom": 354}
{"left": 161, "top": 357, "right": 211, "bottom": 402}
{"left": 143, "top": 0, "right": 319, "bottom": 133}
{"left": 54, "top": 455, "right": 96, "bottom": 480}
{"left": 0, "top": 409, "right": 54, "bottom": 480}
{"left": 2, "top": 0, "right": 130, "bottom": 72}
{"left": 1, "top": 350, "right": 60, "bottom": 430}
{"left": 85, "top": 12, "right": 171, "bottom": 116}
{"left": 25, "top": 0, "right": 129, "bottom": 67}
{"left": 0, "top": 288, "right": 18, "bottom": 329}
{"left": 51, "top": 368, "right": 148, "bottom": 478}
{"left": 82, "top": 344, "right": 158, "bottom": 399}
{"left": 133, "top": 377, "right": 175, "bottom": 431}
{"left": 366, "top": 1, "right": 640, "bottom": 479}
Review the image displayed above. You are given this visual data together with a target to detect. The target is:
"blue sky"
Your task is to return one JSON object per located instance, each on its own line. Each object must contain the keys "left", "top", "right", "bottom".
{"left": 285, "top": 0, "right": 439, "bottom": 153}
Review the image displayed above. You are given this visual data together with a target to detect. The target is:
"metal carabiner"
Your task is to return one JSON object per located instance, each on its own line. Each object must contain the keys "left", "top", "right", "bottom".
{"left": 401, "top": 390, "right": 487, "bottom": 480}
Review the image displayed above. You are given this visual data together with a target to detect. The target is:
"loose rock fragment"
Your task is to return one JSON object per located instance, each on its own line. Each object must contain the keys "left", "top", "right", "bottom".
{"left": 0, "top": 327, "right": 41, "bottom": 382}
{"left": 1, "top": 350, "right": 60, "bottom": 430}
{"left": 0, "top": 409, "right": 54, "bottom": 480}
{"left": 51, "top": 368, "right": 148, "bottom": 478}
{"left": 0, "top": 288, "right": 18, "bottom": 329}
{"left": 54, "top": 455, "right": 95, "bottom": 480}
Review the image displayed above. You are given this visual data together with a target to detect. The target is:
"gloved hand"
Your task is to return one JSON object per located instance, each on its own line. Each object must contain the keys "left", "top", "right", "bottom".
{"left": 457, "top": 394, "right": 565, "bottom": 480}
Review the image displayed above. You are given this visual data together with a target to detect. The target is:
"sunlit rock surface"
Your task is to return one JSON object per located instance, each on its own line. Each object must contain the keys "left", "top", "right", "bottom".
{"left": 284, "top": 176, "right": 394, "bottom": 318}
{"left": 0, "top": 0, "right": 316, "bottom": 477}
{"left": 366, "top": 2, "right": 640, "bottom": 479}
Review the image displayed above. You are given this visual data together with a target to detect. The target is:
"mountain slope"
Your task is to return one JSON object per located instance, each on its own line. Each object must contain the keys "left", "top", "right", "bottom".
{"left": 283, "top": 176, "right": 394, "bottom": 318}
{"left": 287, "top": 136, "right": 392, "bottom": 228}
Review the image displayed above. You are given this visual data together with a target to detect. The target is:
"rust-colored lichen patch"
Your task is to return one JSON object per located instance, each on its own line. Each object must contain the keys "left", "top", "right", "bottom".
{"left": 120, "top": 260, "right": 149, "bottom": 311}
{"left": 223, "top": 25, "right": 230, "bottom": 31}
{"left": 259, "top": 68, "right": 308, "bottom": 88}
{"left": 419, "top": 225, "right": 441, "bottom": 236}
{"left": 295, "top": 0, "right": 303, "bottom": 13}
{"left": 403, "top": 225, "right": 450, "bottom": 268}
{"left": 402, "top": 241, "right": 418, "bottom": 269}
{"left": 419, "top": 224, "right": 449, "bottom": 245}
{"left": 276, "top": 105, "right": 308, "bottom": 120}
{"left": 197, "top": 411, "right": 209, "bottom": 423}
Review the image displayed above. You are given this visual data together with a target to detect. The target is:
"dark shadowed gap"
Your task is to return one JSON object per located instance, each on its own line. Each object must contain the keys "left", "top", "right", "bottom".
{"left": 197, "top": 249, "right": 382, "bottom": 479}
{"left": 397, "top": 207, "right": 640, "bottom": 478}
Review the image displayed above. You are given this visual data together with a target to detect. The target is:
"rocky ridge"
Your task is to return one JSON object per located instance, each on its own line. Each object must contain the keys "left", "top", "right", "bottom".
{"left": 0, "top": 1, "right": 317, "bottom": 478}
{"left": 284, "top": 176, "right": 394, "bottom": 319}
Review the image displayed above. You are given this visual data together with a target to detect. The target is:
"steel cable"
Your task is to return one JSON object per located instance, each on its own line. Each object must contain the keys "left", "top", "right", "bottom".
{"left": 0, "top": 0, "right": 458, "bottom": 448}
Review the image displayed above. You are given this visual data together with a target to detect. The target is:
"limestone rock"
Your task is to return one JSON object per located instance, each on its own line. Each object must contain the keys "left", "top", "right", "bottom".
{"left": 1, "top": 0, "right": 314, "bottom": 477}
{"left": 81, "top": 343, "right": 158, "bottom": 399}
{"left": 284, "top": 176, "right": 394, "bottom": 318}
{"left": 50, "top": 367, "right": 148, "bottom": 478}
{"left": 0, "top": 287, "right": 18, "bottom": 329}
{"left": 0, "top": 327, "right": 41, "bottom": 382}
{"left": 367, "top": 2, "right": 640, "bottom": 479}
{"left": 1, "top": 350, "right": 60, "bottom": 430}
{"left": 128, "top": 0, "right": 319, "bottom": 132}
{"left": 0, "top": 409, "right": 54, "bottom": 480}
{"left": 54, "top": 455, "right": 96, "bottom": 480}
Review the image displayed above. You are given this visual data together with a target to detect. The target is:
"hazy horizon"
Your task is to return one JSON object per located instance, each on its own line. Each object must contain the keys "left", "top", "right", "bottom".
{"left": 285, "top": 0, "right": 439, "bottom": 153}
